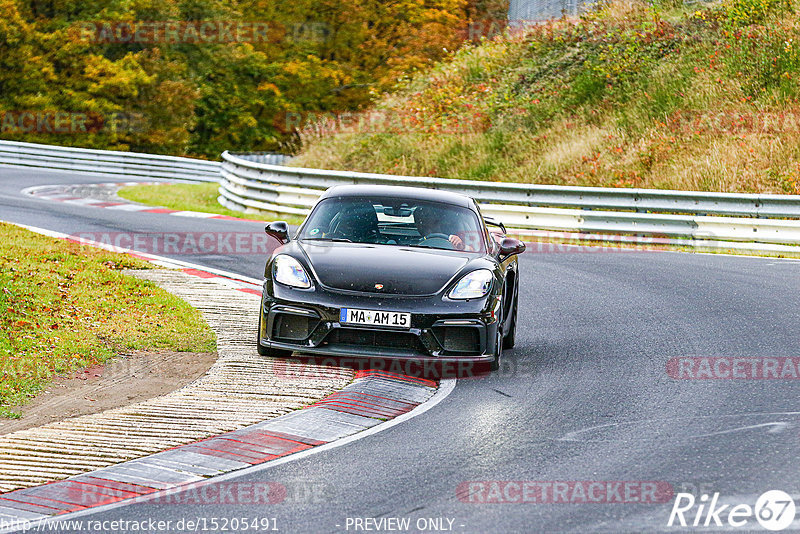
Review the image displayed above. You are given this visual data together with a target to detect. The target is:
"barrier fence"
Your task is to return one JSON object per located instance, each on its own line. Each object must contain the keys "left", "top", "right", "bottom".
{"left": 218, "top": 151, "right": 800, "bottom": 253}
{"left": 1, "top": 140, "right": 797, "bottom": 253}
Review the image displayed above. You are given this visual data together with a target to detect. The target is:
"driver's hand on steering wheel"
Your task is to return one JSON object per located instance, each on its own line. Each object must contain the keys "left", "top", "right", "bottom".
{"left": 449, "top": 234, "right": 464, "bottom": 250}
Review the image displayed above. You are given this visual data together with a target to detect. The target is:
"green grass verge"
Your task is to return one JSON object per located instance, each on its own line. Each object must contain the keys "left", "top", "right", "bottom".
{"left": 291, "top": 0, "right": 800, "bottom": 195}
{"left": 117, "top": 182, "right": 306, "bottom": 226}
{"left": 0, "top": 223, "right": 217, "bottom": 418}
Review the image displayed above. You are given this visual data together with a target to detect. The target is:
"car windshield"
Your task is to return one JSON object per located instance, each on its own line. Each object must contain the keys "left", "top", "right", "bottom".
{"left": 298, "top": 197, "right": 486, "bottom": 253}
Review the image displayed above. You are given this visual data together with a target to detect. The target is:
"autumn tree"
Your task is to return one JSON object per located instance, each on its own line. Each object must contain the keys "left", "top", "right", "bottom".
{"left": 1, "top": 0, "right": 507, "bottom": 156}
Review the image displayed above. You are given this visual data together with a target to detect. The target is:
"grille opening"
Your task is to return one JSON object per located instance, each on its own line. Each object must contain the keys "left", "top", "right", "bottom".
{"left": 272, "top": 314, "right": 314, "bottom": 341}
{"left": 326, "top": 328, "right": 426, "bottom": 353}
{"left": 434, "top": 326, "right": 481, "bottom": 354}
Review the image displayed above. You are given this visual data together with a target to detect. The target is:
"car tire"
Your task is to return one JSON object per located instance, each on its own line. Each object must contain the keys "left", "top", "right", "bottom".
{"left": 490, "top": 296, "right": 504, "bottom": 372}
{"left": 257, "top": 312, "right": 292, "bottom": 358}
{"left": 490, "top": 327, "right": 503, "bottom": 372}
{"left": 503, "top": 283, "right": 518, "bottom": 349}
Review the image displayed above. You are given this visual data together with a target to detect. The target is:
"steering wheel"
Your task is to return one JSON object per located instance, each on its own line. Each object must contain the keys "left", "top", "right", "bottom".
{"left": 424, "top": 233, "right": 450, "bottom": 240}
{"left": 419, "top": 233, "right": 454, "bottom": 250}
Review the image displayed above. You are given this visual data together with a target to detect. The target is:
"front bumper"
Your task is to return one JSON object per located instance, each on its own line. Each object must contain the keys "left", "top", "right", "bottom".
{"left": 258, "top": 282, "right": 500, "bottom": 363}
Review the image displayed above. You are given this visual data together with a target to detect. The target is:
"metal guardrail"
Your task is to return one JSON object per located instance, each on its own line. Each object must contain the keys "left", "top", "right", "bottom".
{"left": 2, "top": 140, "right": 797, "bottom": 250}
{"left": 219, "top": 151, "right": 800, "bottom": 248}
{"left": 234, "top": 153, "right": 292, "bottom": 166}
{"left": 507, "top": 1, "right": 713, "bottom": 23}
{"left": 0, "top": 140, "right": 220, "bottom": 182}
{"left": 508, "top": 0, "right": 594, "bottom": 21}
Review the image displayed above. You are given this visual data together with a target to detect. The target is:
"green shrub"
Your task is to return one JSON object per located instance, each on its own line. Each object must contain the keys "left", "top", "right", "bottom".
{"left": 725, "top": 0, "right": 792, "bottom": 26}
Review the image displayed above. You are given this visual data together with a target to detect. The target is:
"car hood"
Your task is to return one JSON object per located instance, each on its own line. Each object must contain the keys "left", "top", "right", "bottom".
{"left": 297, "top": 241, "right": 473, "bottom": 295}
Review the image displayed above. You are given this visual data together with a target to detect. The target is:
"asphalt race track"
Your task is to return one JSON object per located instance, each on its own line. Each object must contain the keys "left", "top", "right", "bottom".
{"left": 2, "top": 166, "right": 800, "bottom": 533}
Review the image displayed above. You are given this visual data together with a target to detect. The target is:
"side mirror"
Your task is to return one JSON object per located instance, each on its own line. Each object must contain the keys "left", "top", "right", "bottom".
{"left": 265, "top": 221, "right": 290, "bottom": 244}
{"left": 499, "top": 237, "right": 525, "bottom": 258}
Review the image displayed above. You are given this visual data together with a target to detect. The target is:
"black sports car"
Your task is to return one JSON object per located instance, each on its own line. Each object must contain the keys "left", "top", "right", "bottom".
{"left": 257, "top": 185, "right": 525, "bottom": 370}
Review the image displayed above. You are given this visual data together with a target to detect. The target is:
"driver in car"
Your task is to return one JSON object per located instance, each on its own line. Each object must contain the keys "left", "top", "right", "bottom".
{"left": 328, "top": 201, "right": 381, "bottom": 243}
{"left": 414, "top": 205, "right": 474, "bottom": 251}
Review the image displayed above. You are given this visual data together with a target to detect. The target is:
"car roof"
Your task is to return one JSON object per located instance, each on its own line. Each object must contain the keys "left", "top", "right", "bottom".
{"left": 320, "top": 185, "right": 475, "bottom": 208}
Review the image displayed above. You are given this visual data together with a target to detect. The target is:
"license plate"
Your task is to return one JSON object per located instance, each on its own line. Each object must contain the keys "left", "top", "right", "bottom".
{"left": 340, "top": 308, "right": 410, "bottom": 328}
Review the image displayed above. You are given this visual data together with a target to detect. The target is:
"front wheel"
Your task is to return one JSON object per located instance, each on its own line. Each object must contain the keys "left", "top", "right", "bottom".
{"left": 490, "top": 298, "right": 504, "bottom": 372}
{"left": 503, "top": 284, "right": 518, "bottom": 349}
{"left": 490, "top": 327, "right": 503, "bottom": 372}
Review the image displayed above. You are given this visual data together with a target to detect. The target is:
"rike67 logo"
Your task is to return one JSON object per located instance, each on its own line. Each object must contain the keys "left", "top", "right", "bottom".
{"left": 668, "top": 490, "right": 796, "bottom": 531}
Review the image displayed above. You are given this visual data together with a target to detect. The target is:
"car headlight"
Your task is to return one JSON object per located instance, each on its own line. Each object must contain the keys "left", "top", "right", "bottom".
{"left": 448, "top": 269, "right": 493, "bottom": 300}
{"left": 273, "top": 255, "right": 312, "bottom": 289}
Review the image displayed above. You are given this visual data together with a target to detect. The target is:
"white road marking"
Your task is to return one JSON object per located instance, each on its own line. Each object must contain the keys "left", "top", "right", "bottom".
{"left": 690, "top": 421, "right": 790, "bottom": 438}
{"left": 558, "top": 412, "right": 800, "bottom": 442}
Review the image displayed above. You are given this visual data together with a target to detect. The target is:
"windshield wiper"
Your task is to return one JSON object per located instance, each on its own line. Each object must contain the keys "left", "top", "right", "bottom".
{"left": 302, "top": 237, "right": 353, "bottom": 243}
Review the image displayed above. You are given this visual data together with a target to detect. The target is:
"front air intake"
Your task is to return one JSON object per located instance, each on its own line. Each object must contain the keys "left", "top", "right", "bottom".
{"left": 433, "top": 326, "right": 481, "bottom": 354}
{"left": 272, "top": 314, "right": 314, "bottom": 341}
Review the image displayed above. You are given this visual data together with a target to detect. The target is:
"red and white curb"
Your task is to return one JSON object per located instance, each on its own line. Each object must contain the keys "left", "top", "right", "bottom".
{"left": 21, "top": 182, "right": 264, "bottom": 223}
{"left": 0, "top": 371, "right": 441, "bottom": 528}
{"left": 0, "top": 221, "right": 454, "bottom": 531}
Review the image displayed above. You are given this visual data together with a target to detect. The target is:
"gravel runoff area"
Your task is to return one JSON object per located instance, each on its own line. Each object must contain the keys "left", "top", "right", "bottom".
{"left": 0, "top": 269, "right": 354, "bottom": 493}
